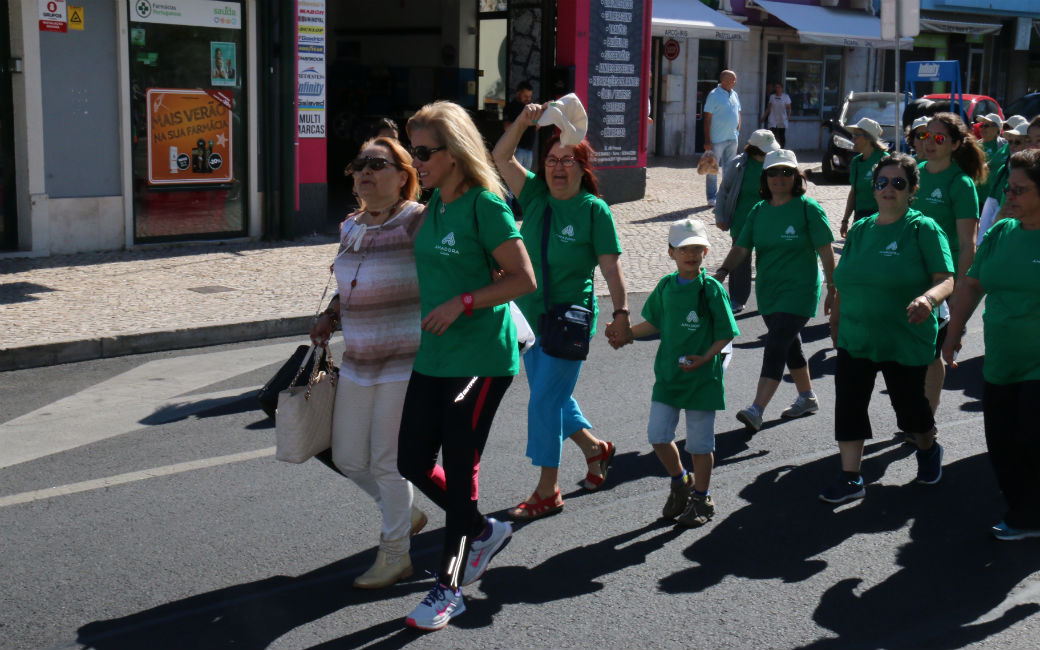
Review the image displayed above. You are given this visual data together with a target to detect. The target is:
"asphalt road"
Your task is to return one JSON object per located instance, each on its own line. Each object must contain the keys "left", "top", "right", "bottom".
{"left": 2, "top": 292, "right": 1039, "bottom": 650}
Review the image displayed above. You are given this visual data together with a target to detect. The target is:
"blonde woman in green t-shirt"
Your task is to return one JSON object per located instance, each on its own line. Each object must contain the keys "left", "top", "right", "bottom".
{"left": 397, "top": 101, "right": 537, "bottom": 631}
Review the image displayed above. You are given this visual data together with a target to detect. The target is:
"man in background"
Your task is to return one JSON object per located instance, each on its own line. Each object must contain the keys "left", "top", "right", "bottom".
{"left": 503, "top": 81, "right": 536, "bottom": 170}
{"left": 764, "top": 82, "right": 791, "bottom": 148}
{"left": 703, "top": 70, "right": 741, "bottom": 207}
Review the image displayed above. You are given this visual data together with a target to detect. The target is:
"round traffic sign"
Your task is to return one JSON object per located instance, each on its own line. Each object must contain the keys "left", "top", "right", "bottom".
{"left": 664, "top": 39, "right": 681, "bottom": 61}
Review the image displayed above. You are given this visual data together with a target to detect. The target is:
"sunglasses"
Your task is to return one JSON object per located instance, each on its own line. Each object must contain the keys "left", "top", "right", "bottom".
{"left": 765, "top": 167, "right": 796, "bottom": 178}
{"left": 348, "top": 157, "right": 399, "bottom": 173}
{"left": 915, "top": 132, "right": 948, "bottom": 145}
{"left": 544, "top": 156, "right": 577, "bottom": 167}
{"left": 1007, "top": 139, "right": 1026, "bottom": 146}
{"left": 408, "top": 145, "right": 446, "bottom": 162}
{"left": 874, "top": 176, "right": 908, "bottom": 191}
{"left": 1004, "top": 185, "right": 1034, "bottom": 196}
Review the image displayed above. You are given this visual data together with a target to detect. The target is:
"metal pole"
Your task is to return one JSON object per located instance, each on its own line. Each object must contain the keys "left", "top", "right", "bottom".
{"left": 894, "top": 39, "right": 901, "bottom": 153}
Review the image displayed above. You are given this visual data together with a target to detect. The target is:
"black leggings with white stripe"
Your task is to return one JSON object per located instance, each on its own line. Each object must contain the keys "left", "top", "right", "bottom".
{"left": 397, "top": 370, "right": 513, "bottom": 588}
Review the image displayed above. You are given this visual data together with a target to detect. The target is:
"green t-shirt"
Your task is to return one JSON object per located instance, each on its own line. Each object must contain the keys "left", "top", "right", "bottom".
{"left": 515, "top": 171, "right": 622, "bottom": 335}
{"left": 987, "top": 161, "right": 1009, "bottom": 207}
{"left": 731, "top": 157, "right": 764, "bottom": 241}
{"left": 642, "top": 270, "right": 740, "bottom": 410}
{"left": 834, "top": 209, "right": 954, "bottom": 365}
{"left": 849, "top": 149, "right": 888, "bottom": 214}
{"left": 735, "top": 195, "right": 835, "bottom": 318}
{"left": 967, "top": 218, "right": 1040, "bottom": 384}
{"left": 413, "top": 187, "right": 522, "bottom": 377}
{"left": 977, "top": 139, "right": 1008, "bottom": 201}
{"left": 916, "top": 161, "right": 979, "bottom": 261}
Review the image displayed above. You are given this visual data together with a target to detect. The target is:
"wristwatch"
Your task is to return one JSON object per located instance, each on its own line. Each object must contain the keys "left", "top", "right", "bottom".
{"left": 461, "top": 292, "right": 474, "bottom": 316}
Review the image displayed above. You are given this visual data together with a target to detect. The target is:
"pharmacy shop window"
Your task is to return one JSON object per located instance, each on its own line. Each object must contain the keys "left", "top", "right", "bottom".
{"left": 127, "top": 1, "right": 248, "bottom": 242}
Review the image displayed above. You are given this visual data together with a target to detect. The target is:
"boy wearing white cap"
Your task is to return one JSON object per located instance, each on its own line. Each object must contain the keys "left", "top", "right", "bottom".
{"left": 607, "top": 219, "right": 740, "bottom": 528}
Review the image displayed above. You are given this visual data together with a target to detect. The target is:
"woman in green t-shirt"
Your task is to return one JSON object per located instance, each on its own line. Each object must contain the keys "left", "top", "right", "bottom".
{"left": 713, "top": 129, "right": 781, "bottom": 312}
{"left": 492, "top": 102, "right": 629, "bottom": 520}
{"left": 840, "top": 117, "right": 889, "bottom": 236}
{"left": 397, "top": 101, "right": 537, "bottom": 631}
{"left": 979, "top": 120, "right": 1037, "bottom": 244}
{"left": 820, "top": 153, "right": 954, "bottom": 504}
{"left": 915, "top": 113, "right": 986, "bottom": 419}
{"left": 715, "top": 149, "right": 836, "bottom": 433}
{"left": 943, "top": 149, "right": 1040, "bottom": 541}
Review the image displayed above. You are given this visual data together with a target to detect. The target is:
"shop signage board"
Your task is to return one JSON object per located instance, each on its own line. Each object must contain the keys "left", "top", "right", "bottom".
{"left": 587, "top": 0, "right": 648, "bottom": 168}
{"left": 129, "top": 0, "right": 241, "bottom": 29}
{"left": 40, "top": 0, "right": 68, "bottom": 32}
{"left": 297, "top": 0, "right": 325, "bottom": 138}
{"left": 146, "top": 88, "right": 234, "bottom": 185}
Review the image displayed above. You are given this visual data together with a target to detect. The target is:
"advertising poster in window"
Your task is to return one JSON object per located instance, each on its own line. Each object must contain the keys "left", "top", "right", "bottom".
{"left": 297, "top": 0, "right": 325, "bottom": 138}
{"left": 587, "top": 0, "right": 647, "bottom": 168}
{"left": 210, "top": 42, "right": 237, "bottom": 86}
{"left": 146, "top": 88, "right": 233, "bottom": 185}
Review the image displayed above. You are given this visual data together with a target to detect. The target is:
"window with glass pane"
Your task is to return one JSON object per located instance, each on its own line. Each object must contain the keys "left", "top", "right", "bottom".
{"left": 128, "top": 1, "right": 247, "bottom": 241}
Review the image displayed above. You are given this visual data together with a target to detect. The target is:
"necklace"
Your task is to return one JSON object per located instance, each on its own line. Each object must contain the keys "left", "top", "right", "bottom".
{"left": 366, "top": 198, "right": 404, "bottom": 219}
{"left": 338, "top": 229, "right": 378, "bottom": 312}
{"left": 345, "top": 201, "right": 406, "bottom": 252}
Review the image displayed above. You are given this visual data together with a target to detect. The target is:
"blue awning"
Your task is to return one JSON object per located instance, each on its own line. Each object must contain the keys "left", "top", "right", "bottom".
{"left": 750, "top": 0, "right": 913, "bottom": 49}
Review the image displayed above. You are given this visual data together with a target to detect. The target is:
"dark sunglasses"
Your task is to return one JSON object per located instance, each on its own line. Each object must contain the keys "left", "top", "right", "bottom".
{"left": 915, "top": 132, "right": 948, "bottom": 145}
{"left": 765, "top": 167, "right": 796, "bottom": 178}
{"left": 874, "top": 176, "right": 908, "bottom": 191}
{"left": 347, "top": 157, "right": 399, "bottom": 173}
{"left": 408, "top": 145, "right": 446, "bottom": 162}
{"left": 544, "top": 156, "right": 577, "bottom": 167}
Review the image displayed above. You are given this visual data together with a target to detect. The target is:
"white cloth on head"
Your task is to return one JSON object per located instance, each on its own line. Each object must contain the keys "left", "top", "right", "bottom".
{"left": 538, "top": 93, "right": 588, "bottom": 146}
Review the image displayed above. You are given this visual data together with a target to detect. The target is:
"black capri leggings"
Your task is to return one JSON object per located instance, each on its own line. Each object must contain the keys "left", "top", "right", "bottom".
{"left": 834, "top": 348, "right": 934, "bottom": 441}
{"left": 760, "top": 312, "right": 810, "bottom": 381}
{"left": 397, "top": 370, "right": 513, "bottom": 588}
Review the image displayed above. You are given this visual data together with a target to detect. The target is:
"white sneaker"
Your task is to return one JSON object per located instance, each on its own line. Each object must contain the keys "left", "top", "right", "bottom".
{"left": 460, "top": 517, "right": 512, "bottom": 586}
{"left": 781, "top": 395, "right": 819, "bottom": 419}
{"left": 405, "top": 582, "right": 465, "bottom": 631}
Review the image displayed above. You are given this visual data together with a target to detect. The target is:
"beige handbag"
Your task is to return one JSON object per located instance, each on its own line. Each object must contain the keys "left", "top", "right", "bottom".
{"left": 275, "top": 344, "right": 337, "bottom": 463}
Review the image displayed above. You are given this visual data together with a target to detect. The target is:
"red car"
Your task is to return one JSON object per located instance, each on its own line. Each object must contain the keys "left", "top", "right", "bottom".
{"left": 921, "top": 94, "right": 1004, "bottom": 136}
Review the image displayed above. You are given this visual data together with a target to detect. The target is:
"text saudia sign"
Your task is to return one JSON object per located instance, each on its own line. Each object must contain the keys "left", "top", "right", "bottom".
{"left": 131, "top": 0, "right": 241, "bottom": 29}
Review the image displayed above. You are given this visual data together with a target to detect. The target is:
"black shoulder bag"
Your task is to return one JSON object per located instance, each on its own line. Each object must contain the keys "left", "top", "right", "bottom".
{"left": 537, "top": 205, "right": 594, "bottom": 360}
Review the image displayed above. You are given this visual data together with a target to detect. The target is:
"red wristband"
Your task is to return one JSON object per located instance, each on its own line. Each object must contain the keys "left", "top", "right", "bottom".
{"left": 461, "top": 292, "right": 474, "bottom": 316}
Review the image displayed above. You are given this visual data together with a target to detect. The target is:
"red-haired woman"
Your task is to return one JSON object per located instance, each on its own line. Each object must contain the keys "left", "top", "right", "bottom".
{"left": 493, "top": 102, "right": 629, "bottom": 519}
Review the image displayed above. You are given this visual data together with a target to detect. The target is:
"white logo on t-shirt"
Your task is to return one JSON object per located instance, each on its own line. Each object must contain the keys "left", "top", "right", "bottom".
{"left": 562, "top": 225, "right": 574, "bottom": 237}
{"left": 441, "top": 232, "right": 456, "bottom": 246}
{"left": 886, "top": 241, "right": 898, "bottom": 251}
{"left": 435, "top": 231, "right": 460, "bottom": 256}
{"left": 686, "top": 310, "right": 699, "bottom": 323}
{"left": 781, "top": 225, "right": 799, "bottom": 241}
{"left": 930, "top": 188, "right": 944, "bottom": 200}
{"left": 880, "top": 240, "right": 900, "bottom": 257}
{"left": 682, "top": 310, "right": 702, "bottom": 331}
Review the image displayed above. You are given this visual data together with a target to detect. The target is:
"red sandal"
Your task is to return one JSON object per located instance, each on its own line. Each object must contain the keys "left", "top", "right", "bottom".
{"left": 582, "top": 440, "right": 616, "bottom": 490}
{"left": 508, "top": 489, "right": 564, "bottom": 521}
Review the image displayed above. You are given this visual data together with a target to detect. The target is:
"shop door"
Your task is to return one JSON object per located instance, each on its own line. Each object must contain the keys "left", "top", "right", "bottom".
{"left": 127, "top": 0, "right": 248, "bottom": 242}
{"left": 0, "top": 0, "right": 16, "bottom": 250}
{"left": 695, "top": 40, "right": 725, "bottom": 153}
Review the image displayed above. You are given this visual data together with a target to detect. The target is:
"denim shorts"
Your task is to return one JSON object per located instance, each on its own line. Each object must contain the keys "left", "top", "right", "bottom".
{"left": 647, "top": 401, "right": 716, "bottom": 454}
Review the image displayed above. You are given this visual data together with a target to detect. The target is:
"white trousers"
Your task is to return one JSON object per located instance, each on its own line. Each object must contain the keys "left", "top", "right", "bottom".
{"left": 331, "top": 376, "right": 413, "bottom": 551}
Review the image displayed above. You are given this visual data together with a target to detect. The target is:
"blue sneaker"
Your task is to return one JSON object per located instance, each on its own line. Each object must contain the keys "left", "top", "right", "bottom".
{"left": 991, "top": 521, "right": 1040, "bottom": 541}
{"left": 915, "top": 443, "right": 943, "bottom": 485}
{"left": 819, "top": 475, "right": 866, "bottom": 504}
{"left": 405, "top": 582, "right": 465, "bottom": 631}
{"left": 461, "top": 517, "right": 512, "bottom": 586}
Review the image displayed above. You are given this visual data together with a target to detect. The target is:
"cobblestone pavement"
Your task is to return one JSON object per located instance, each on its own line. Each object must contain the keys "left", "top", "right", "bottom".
{"left": 0, "top": 152, "right": 848, "bottom": 364}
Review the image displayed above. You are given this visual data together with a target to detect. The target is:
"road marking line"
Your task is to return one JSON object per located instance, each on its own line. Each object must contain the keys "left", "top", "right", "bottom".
{"left": 0, "top": 446, "right": 276, "bottom": 508}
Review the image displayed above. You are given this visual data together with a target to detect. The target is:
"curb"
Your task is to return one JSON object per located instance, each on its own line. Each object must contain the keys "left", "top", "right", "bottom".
{"left": 0, "top": 315, "right": 314, "bottom": 372}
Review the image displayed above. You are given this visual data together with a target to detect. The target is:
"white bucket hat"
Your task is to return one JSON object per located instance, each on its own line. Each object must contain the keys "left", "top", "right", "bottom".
{"left": 975, "top": 113, "right": 1003, "bottom": 128}
{"left": 748, "top": 129, "right": 781, "bottom": 152}
{"left": 763, "top": 149, "right": 798, "bottom": 170}
{"left": 911, "top": 116, "right": 930, "bottom": 131}
{"left": 1005, "top": 114, "right": 1029, "bottom": 131}
{"left": 537, "top": 93, "right": 588, "bottom": 146}
{"left": 669, "top": 218, "right": 710, "bottom": 248}
{"left": 850, "top": 117, "right": 883, "bottom": 141}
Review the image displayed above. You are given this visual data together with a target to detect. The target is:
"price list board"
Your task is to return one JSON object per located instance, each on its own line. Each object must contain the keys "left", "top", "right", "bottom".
{"left": 587, "top": 0, "right": 647, "bottom": 168}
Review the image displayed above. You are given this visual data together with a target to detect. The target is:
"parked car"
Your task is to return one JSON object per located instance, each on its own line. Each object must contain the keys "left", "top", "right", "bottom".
{"left": 1004, "top": 92, "right": 1040, "bottom": 121}
{"left": 821, "top": 91, "right": 906, "bottom": 182}
{"left": 920, "top": 93, "right": 1003, "bottom": 136}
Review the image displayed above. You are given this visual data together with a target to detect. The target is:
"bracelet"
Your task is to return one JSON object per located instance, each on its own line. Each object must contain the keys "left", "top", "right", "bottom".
{"left": 612, "top": 308, "right": 630, "bottom": 319}
{"left": 461, "top": 292, "right": 475, "bottom": 316}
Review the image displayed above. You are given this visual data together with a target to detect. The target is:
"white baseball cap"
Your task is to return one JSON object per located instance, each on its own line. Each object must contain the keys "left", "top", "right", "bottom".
{"left": 763, "top": 149, "right": 799, "bottom": 170}
{"left": 975, "top": 113, "right": 1003, "bottom": 128}
{"left": 1005, "top": 123, "right": 1030, "bottom": 138}
{"left": 748, "top": 129, "right": 781, "bottom": 152}
{"left": 669, "top": 219, "right": 710, "bottom": 248}
{"left": 850, "top": 117, "right": 883, "bottom": 141}
{"left": 911, "top": 116, "right": 930, "bottom": 131}
{"left": 1005, "top": 114, "right": 1029, "bottom": 130}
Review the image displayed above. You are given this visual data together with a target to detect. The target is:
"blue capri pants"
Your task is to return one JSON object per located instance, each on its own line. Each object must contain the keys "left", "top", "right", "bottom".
{"left": 523, "top": 337, "right": 593, "bottom": 468}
